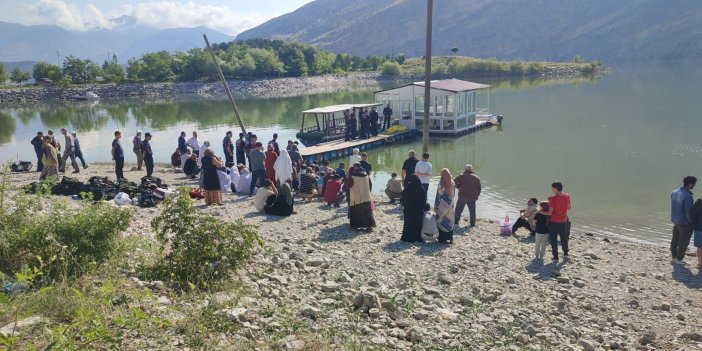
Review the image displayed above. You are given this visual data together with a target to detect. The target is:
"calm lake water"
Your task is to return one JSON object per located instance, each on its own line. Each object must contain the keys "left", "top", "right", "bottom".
{"left": 1, "top": 64, "right": 701, "bottom": 245}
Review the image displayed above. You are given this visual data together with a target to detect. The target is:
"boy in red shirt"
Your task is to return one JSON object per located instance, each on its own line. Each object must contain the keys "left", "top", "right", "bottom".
{"left": 540, "top": 182, "right": 571, "bottom": 262}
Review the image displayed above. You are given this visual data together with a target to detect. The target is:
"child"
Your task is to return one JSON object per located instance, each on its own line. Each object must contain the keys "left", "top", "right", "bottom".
{"left": 385, "top": 172, "right": 403, "bottom": 204}
{"left": 325, "top": 174, "right": 343, "bottom": 207}
{"left": 512, "top": 197, "right": 538, "bottom": 236}
{"left": 335, "top": 162, "right": 346, "bottom": 179}
{"left": 533, "top": 202, "right": 550, "bottom": 260}
{"left": 421, "top": 203, "right": 439, "bottom": 242}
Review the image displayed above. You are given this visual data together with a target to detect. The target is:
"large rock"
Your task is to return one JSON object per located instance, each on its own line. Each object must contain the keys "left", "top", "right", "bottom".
{"left": 353, "top": 291, "right": 380, "bottom": 311}
{"left": 321, "top": 281, "right": 339, "bottom": 293}
{"left": 300, "top": 305, "right": 320, "bottom": 320}
{"left": 0, "top": 316, "right": 46, "bottom": 337}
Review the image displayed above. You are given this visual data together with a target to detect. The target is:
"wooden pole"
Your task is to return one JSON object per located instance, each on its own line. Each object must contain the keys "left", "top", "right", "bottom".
{"left": 422, "top": 0, "right": 433, "bottom": 154}
{"left": 203, "top": 34, "right": 247, "bottom": 135}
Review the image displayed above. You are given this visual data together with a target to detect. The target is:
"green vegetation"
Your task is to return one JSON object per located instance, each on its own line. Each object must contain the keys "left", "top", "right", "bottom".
{"left": 0, "top": 63, "right": 7, "bottom": 85}
{"left": 381, "top": 61, "right": 402, "bottom": 75}
{"left": 9, "top": 68, "right": 30, "bottom": 85}
{"left": 402, "top": 56, "right": 603, "bottom": 78}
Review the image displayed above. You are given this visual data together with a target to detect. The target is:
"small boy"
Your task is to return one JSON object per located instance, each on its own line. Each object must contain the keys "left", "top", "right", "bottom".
{"left": 335, "top": 162, "right": 346, "bottom": 179}
{"left": 512, "top": 197, "right": 538, "bottom": 236}
{"left": 533, "top": 202, "right": 550, "bottom": 260}
{"left": 385, "top": 172, "right": 403, "bottom": 204}
{"left": 421, "top": 203, "right": 439, "bottom": 242}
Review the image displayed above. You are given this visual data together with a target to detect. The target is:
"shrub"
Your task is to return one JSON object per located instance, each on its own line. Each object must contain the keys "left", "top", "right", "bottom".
{"left": 150, "top": 188, "right": 264, "bottom": 289}
{"left": 381, "top": 61, "right": 401, "bottom": 76}
{"left": 509, "top": 61, "right": 525, "bottom": 76}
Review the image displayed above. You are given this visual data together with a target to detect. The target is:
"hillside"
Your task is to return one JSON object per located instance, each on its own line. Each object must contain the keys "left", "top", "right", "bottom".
{"left": 237, "top": 0, "right": 702, "bottom": 63}
{"left": 0, "top": 19, "right": 234, "bottom": 64}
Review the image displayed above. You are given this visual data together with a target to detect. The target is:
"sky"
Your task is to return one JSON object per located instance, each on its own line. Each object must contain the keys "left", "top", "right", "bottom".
{"left": 0, "top": 0, "right": 315, "bottom": 35}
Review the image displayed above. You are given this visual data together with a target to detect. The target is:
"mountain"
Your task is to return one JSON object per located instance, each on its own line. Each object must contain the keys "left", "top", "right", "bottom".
{"left": 0, "top": 18, "right": 234, "bottom": 65}
{"left": 237, "top": 0, "right": 702, "bottom": 63}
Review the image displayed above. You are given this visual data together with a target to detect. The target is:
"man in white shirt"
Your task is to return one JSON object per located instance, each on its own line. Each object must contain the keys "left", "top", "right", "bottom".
{"left": 349, "top": 148, "right": 361, "bottom": 166}
{"left": 414, "top": 152, "right": 432, "bottom": 196}
{"left": 187, "top": 131, "right": 201, "bottom": 157}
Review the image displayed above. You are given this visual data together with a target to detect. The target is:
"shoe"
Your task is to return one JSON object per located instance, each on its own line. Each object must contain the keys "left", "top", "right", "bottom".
{"left": 673, "top": 259, "right": 686, "bottom": 265}
{"left": 83, "top": 164, "right": 89, "bottom": 169}
{"left": 552, "top": 258, "right": 559, "bottom": 263}
{"left": 72, "top": 170, "right": 80, "bottom": 174}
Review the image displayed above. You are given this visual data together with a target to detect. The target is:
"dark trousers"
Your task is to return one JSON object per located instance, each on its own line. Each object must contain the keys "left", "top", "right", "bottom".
{"left": 382, "top": 116, "right": 391, "bottom": 130}
{"left": 512, "top": 217, "right": 534, "bottom": 234}
{"left": 76, "top": 152, "right": 87, "bottom": 167}
{"left": 144, "top": 156, "right": 154, "bottom": 177}
{"left": 421, "top": 183, "right": 429, "bottom": 197}
{"left": 344, "top": 123, "right": 352, "bottom": 141}
{"left": 549, "top": 222, "right": 570, "bottom": 260}
{"left": 671, "top": 223, "right": 693, "bottom": 260}
{"left": 349, "top": 120, "right": 357, "bottom": 139}
{"left": 225, "top": 153, "right": 233, "bottom": 165}
{"left": 236, "top": 152, "right": 245, "bottom": 165}
{"left": 250, "top": 169, "right": 265, "bottom": 195}
{"left": 115, "top": 157, "right": 124, "bottom": 180}
{"left": 360, "top": 121, "right": 370, "bottom": 138}
{"left": 193, "top": 150, "right": 199, "bottom": 158}
{"left": 35, "top": 152, "right": 43, "bottom": 171}
{"left": 371, "top": 121, "right": 379, "bottom": 136}
{"left": 455, "top": 197, "right": 476, "bottom": 226}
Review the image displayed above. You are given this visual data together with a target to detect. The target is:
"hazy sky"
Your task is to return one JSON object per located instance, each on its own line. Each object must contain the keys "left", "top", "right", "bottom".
{"left": 0, "top": 0, "right": 315, "bottom": 35}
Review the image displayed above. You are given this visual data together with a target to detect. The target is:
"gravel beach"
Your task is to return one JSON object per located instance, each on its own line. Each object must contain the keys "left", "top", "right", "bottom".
{"left": 6, "top": 163, "right": 702, "bottom": 350}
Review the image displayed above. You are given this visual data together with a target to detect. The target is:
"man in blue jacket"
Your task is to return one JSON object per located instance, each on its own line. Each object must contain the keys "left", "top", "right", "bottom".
{"left": 671, "top": 176, "right": 697, "bottom": 264}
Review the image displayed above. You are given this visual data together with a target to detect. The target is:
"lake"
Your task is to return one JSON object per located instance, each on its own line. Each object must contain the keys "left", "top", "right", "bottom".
{"left": 1, "top": 64, "right": 700, "bottom": 245}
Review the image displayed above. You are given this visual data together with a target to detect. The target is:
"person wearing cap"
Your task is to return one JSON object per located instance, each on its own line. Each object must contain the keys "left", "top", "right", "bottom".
{"left": 59, "top": 128, "right": 80, "bottom": 173}
{"left": 454, "top": 164, "right": 482, "bottom": 227}
{"left": 31, "top": 131, "right": 44, "bottom": 172}
{"left": 112, "top": 131, "right": 124, "bottom": 180}
{"left": 223, "top": 131, "right": 234, "bottom": 165}
{"left": 71, "top": 131, "right": 89, "bottom": 169}
{"left": 133, "top": 131, "right": 143, "bottom": 171}
{"left": 141, "top": 132, "right": 154, "bottom": 177}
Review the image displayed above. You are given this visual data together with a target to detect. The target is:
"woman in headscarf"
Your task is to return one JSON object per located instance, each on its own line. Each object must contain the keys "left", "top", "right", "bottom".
{"left": 265, "top": 180, "right": 294, "bottom": 216}
{"left": 198, "top": 141, "right": 211, "bottom": 166}
{"left": 202, "top": 147, "right": 224, "bottom": 206}
{"left": 435, "top": 168, "right": 456, "bottom": 243}
{"left": 264, "top": 143, "right": 278, "bottom": 183}
{"left": 236, "top": 165, "right": 252, "bottom": 195}
{"left": 347, "top": 165, "right": 376, "bottom": 231}
{"left": 401, "top": 175, "right": 426, "bottom": 242}
{"left": 228, "top": 163, "right": 240, "bottom": 193}
{"left": 274, "top": 149, "right": 294, "bottom": 186}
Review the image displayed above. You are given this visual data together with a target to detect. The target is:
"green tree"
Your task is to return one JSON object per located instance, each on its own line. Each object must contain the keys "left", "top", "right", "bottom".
{"left": 126, "top": 58, "right": 142, "bottom": 80}
{"left": 334, "top": 53, "right": 351, "bottom": 71}
{"left": 233, "top": 52, "right": 256, "bottom": 78}
{"left": 139, "top": 51, "right": 175, "bottom": 82}
{"left": 180, "top": 48, "right": 215, "bottom": 81}
{"left": 10, "top": 67, "right": 30, "bottom": 85}
{"left": 311, "top": 51, "right": 336, "bottom": 75}
{"left": 573, "top": 55, "right": 585, "bottom": 64}
{"left": 32, "top": 62, "right": 62, "bottom": 81}
{"left": 102, "top": 54, "right": 125, "bottom": 83}
{"left": 381, "top": 61, "right": 401, "bottom": 75}
{"left": 0, "top": 63, "right": 7, "bottom": 85}
{"left": 62, "top": 56, "right": 102, "bottom": 84}
{"left": 249, "top": 48, "right": 285, "bottom": 77}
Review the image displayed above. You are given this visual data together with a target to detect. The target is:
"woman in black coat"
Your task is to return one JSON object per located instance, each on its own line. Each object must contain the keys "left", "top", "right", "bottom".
{"left": 401, "top": 175, "right": 426, "bottom": 242}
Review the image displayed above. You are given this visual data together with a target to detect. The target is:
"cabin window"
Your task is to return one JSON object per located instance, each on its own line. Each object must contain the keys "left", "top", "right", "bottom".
{"left": 429, "top": 119, "right": 441, "bottom": 131}
{"left": 415, "top": 96, "right": 424, "bottom": 116}
{"left": 415, "top": 119, "right": 424, "bottom": 130}
{"left": 429, "top": 96, "right": 437, "bottom": 116}
{"left": 446, "top": 95, "right": 455, "bottom": 117}
{"left": 435, "top": 96, "right": 445, "bottom": 116}
{"left": 402, "top": 101, "right": 412, "bottom": 120}
{"left": 456, "top": 117, "right": 468, "bottom": 130}
{"left": 470, "top": 92, "right": 476, "bottom": 112}
{"left": 443, "top": 119, "right": 455, "bottom": 130}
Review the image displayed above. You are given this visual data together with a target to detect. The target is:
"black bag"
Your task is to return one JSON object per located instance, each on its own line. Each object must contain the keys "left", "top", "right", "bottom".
{"left": 11, "top": 161, "right": 33, "bottom": 172}
{"left": 141, "top": 176, "right": 168, "bottom": 189}
{"left": 52, "top": 177, "right": 84, "bottom": 196}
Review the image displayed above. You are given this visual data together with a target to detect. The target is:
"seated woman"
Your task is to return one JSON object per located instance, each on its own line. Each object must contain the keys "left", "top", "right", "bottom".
{"left": 324, "top": 173, "right": 343, "bottom": 207}
{"left": 265, "top": 180, "right": 294, "bottom": 216}
{"left": 236, "top": 165, "right": 252, "bottom": 195}
{"left": 299, "top": 167, "right": 318, "bottom": 201}
{"left": 254, "top": 179, "right": 277, "bottom": 212}
{"left": 227, "top": 162, "right": 239, "bottom": 193}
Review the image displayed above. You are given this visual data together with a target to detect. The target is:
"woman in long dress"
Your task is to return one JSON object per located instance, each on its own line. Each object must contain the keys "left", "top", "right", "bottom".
{"left": 265, "top": 180, "right": 294, "bottom": 216}
{"left": 237, "top": 165, "right": 252, "bottom": 195}
{"left": 201, "top": 148, "right": 224, "bottom": 206}
{"left": 401, "top": 175, "right": 426, "bottom": 242}
{"left": 347, "top": 166, "right": 376, "bottom": 231}
{"left": 228, "top": 164, "right": 240, "bottom": 193}
{"left": 435, "top": 168, "right": 456, "bottom": 243}
{"left": 274, "top": 149, "right": 294, "bottom": 186}
{"left": 264, "top": 143, "right": 278, "bottom": 183}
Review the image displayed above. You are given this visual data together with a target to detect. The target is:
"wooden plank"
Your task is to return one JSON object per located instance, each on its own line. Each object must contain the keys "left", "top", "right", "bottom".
{"left": 300, "top": 134, "right": 392, "bottom": 157}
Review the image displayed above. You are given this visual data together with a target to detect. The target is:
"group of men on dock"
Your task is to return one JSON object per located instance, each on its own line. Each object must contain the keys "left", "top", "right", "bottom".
{"left": 343, "top": 105, "right": 393, "bottom": 141}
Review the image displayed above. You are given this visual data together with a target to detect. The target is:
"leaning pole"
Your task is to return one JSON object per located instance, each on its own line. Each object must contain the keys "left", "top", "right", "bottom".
{"left": 203, "top": 34, "right": 247, "bottom": 135}
{"left": 422, "top": 0, "right": 433, "bottom": 154}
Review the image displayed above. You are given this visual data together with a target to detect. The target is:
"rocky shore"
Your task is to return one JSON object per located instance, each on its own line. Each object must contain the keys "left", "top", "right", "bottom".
{"left": 5, "top": 164, "right": 702, "bottom": 350}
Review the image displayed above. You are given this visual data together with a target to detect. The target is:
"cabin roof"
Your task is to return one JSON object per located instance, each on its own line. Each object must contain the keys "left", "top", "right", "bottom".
{"left": 302, "top": 103, "right": 382, "bottom": 114}
{"left": 376, "top": 78, "right": 490, "bottom": 94}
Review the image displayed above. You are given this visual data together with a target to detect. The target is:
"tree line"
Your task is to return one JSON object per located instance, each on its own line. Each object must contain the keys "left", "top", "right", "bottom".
{"left": 0, "top": 39, "right": 407, "bottom": 86}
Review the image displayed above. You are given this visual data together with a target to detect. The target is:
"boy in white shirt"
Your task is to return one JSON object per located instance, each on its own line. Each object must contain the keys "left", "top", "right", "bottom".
{"left": 414, "top": 152, "right": 432, "bottom": 196}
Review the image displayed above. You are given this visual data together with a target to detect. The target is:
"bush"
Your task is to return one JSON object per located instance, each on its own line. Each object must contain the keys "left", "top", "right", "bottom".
{"left": 381, "top": 61, "right": 402, "bottom": 76}
{"left": 150, "top": 188, "right": 263, "bottom": 289}
{"left": 509, "top": 61, "right": 525, "bottom": 75}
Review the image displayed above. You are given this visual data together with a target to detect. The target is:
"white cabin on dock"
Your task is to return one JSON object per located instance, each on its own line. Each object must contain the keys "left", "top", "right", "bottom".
{"left": 375, "top": 79, "right": 491, "bottom": 135}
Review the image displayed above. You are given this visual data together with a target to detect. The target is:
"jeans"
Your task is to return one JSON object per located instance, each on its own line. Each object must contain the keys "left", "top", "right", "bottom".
{"left": 250, "top": 169, "right": 265, "bottom": 195}
{"left": 455, "top": 197, "right": 477, "bottom": 226}
{"left": 535, "top": 233, "right": 549, "bottom": 258}
{"left": 512, "top": 217, "right": 534, "bottom": 234}
{"left": 115, "top": 157, "right": 124, "bottom": 180}
{"left": 76, "top": 152, "right": 87, "bottom": 168}
{"left": 549, "top": 222, "right": 569, "bottom": 260}
{"left": 671, "top": 223, "right": 693, "bottom": 260}
{"left": 145, "top": 156, "right": 154, "bottom": 177}
{"left": 225, "top": 153, "right": 233, "bottom": 165}
{"left": 60, "top": 150, "right": 79, "bottom": 172}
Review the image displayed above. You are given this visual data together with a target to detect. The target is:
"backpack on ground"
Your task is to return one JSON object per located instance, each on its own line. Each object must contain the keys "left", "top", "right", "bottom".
{"left": 11, "top": 161, "right": 33, "bottom": 172}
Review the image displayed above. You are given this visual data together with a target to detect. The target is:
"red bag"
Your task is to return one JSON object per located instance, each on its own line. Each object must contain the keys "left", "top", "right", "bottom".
{"left": 189, "top": 187, "right": 204, "bottom": 199}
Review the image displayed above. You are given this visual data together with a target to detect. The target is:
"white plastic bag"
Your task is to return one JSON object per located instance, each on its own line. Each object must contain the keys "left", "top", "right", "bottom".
{"left": 499, "top": 215, "right": 512, "bottom": 236}
{"left": 113, "top": 192, "right": 132, "bottom": 206}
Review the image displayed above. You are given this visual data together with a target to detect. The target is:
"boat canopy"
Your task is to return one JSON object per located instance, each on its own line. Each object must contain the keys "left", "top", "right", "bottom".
{"left": 302, "top": 103, "right": 382, "bottom": 115}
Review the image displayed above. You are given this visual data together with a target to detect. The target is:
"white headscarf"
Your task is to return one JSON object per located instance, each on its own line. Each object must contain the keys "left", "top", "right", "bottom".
{"left": 228, "top": 166, "right": 240, "bottom": 186}
{"left": 274, "top": 149, "right": 294, "bottom": 184}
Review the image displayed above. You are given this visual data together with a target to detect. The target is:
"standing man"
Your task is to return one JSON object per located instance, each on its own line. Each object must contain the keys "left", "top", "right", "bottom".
{"left": 268, "top": 133, "right": 280, "bottom": 155}
{"left": 248, "top": 142, "right": 266, "bottom": 196}
{"left": 31, "top": 131, "right": 44, "bottom": 172}
{"left": 187, "top": 131, "right": 201, "bottom": 158}
{"left": 178, "top": 131, "right": 187, "bottom": 154}
{"left": 359, "top": 108, "right": 370, "bottom": 139}
{"left": 133, "top": 131, "right": 143, "bottom": 171}
{"left": 71, "top": 131, "right": 89, "bottom": 169}
{"left": 414, "top": 152, "right": 432, "bottom": 196}
{"left": 59, "top": 128, "right": 80, "bottom": 174}
{"left": 112, "top": 131, "right": 124, "bottom": 180}
{"left": 454, "top": 164, "right": 482, "bottom": 227}
{"left": 286, "top": 139, "right": 295, "bottom": 152}
{"left": 223, "top": 131, "right": 234, "bottom": 165}
{"left": 359, "top": 152, "right": 372, "bottom": 174}
{"left": 349, "top": 110, "right": 358, "bottom": 140}
{"left": 540, "top": 182, "right": 572, "bottom": 262}
{"left": 670, "top": 176, "right": 697, "bottom": 265}
{"left": 369, "top": 107, "right": 380, "bottom": 137}
{"left": 401, "top": 150, "right": 419, "bottom": 186}
{"left": 289, "top": 144, "right": 303, "bottom": 168}
{"left": 141, "top": 132, "right": 154, "bottom": 177}
{"left": 246, "top": 135, "right": 258, "bottom": 169}
{"left": 343, "top": 110, "right": 352, "bottom": 141}
{"left": 382, "top": 104, "right": 393, "bottom": 131}
{"left": 235, "top": 133, "right": 246, "bottom": 165}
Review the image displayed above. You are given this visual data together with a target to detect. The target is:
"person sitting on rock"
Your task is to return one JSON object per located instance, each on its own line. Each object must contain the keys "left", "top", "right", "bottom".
{"left": 183, "top": 153, "right": 200, "bottom": 179}
{"left": 512, "top": 198, "right": 538, "bottom": 236}
{"left": 385, "top": 172, "right": 403, "bottom": 204}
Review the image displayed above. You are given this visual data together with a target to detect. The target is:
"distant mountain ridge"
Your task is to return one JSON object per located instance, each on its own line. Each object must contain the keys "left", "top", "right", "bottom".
{"left": 0, "top": 18, "right": 234, "bottom": 65}
{"left": 237, "top": 0, "right": 702, "bottom": 63}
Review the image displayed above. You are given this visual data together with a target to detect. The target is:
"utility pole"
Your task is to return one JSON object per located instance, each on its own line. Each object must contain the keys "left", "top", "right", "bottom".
{"left": 56, "top": 51, "right": 60, "bottom": 67}
{"left": 203, "top": 34, "right": 247, "bottom": 135}
{"left": 422, "top": 0, "right": 433, "bottom": 154}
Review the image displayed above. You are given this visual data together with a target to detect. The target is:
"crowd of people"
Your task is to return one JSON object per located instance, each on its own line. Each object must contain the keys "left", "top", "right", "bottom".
{"left": 31, "top": 128, "right": 89, "bottom": 180}
{"left": 342, "top": 105, "right": 393, "bottom": 141}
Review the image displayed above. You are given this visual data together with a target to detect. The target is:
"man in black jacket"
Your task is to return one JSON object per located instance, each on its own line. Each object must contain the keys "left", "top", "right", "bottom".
{"left": 31, "top": 131, "right": 44, "bottom": 172}
{"left": 369, "top": 107, "right": 380, "bottom": 136}
{"left": 382, "top": 104, "right": 393, "bottom": 131}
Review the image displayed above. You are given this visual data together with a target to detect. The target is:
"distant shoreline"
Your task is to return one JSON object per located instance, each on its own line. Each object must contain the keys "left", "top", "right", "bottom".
{"left": 0, "top": 66, "right": 606, "bottom": 108}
